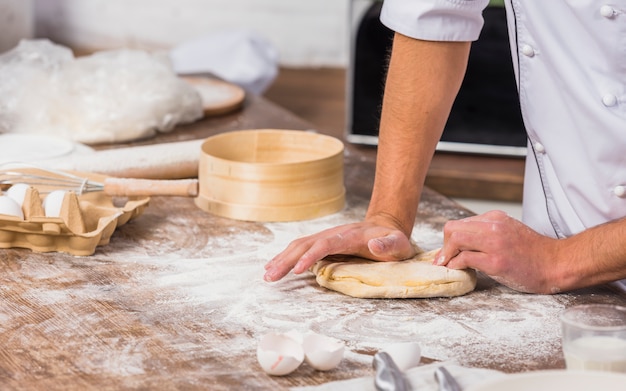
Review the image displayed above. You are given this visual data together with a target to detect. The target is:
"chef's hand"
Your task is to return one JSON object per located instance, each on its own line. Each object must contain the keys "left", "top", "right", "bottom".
{"left": 263, "top": 220, "right": 415, "bottom": 282}
{"left": 435, "top": 210, "right": 558, "bottom": 294}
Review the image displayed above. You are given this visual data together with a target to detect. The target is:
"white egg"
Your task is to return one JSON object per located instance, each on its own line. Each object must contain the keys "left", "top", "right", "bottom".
{"left": 257, "top": 332, "right": 305, "bottom": 376}
{"left": 302, "top": 332, "right": 344, "bottom": 371}
{"left": 381, "top": 342, "right": 422, "bottom": 371}
{"left": 6, "top": 183, "right": 30, "bottom": 206}
{"left": 43, "top": 190, "right": 68, "bottom": 217}
{"left": 0, "top": 195, "right": 24, "bottom": 219}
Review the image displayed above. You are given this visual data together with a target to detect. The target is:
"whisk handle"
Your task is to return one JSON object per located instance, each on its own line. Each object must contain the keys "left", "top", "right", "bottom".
{"left": 103, "top": 178, "right": 199, "bottom": 197}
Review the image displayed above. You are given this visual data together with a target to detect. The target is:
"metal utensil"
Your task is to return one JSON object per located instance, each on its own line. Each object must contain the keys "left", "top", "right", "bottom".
{"left": 434, "top": 366, "right": 462, "bottom": 391}
{"left": 373, "top": 351, "right": 411, "bottom": 391}
{"left": 0, "top": 163, "right": 199, "bottom": 197}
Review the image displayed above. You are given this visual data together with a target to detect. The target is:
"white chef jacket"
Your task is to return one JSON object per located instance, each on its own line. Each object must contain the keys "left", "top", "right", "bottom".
{"left": 381, "top": 0, "right": 626, "bottom": 239}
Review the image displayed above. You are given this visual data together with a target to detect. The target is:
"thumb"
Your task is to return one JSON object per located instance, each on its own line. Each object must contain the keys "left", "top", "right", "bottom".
{"left": 367, "top": 233, "right": 413, "bottom": 261}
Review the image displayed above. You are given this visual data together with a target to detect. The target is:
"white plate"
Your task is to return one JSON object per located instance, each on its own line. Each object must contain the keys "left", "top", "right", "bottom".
{"left": 466, "top": 370, "right": 626, "bottom": 391}
{"left": 0, "top": 134, "right": 92, "bottom": 164}
{"left": 180, "top": 76, "right": 245, "bottom": 116}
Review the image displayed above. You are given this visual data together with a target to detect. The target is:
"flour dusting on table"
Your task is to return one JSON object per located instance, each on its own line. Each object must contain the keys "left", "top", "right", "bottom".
{"left": 109, "top": 199, "right": 572, "bottom": 373}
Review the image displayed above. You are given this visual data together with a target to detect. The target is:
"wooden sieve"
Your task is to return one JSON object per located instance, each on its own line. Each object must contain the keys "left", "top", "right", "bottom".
{"left": 194, "top": 129, "right": 345, "bottom": 222}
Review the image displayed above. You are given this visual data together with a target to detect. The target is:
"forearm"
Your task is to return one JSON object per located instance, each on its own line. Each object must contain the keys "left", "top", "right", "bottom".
{"left": 555, "top": 217, "right": 626, "bottom": 291}
{"left": 366, "top": 33, "right": 471, "bottom": 236}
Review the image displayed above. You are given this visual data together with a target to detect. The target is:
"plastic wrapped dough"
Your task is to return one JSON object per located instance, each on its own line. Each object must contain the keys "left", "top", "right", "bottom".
{"left": 0, "top": 39, "right": 203, "bottom": 144}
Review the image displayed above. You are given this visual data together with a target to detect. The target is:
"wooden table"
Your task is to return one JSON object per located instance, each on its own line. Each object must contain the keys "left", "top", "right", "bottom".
{"left": 0, "top": 95, "right": 624, "bottom": 390}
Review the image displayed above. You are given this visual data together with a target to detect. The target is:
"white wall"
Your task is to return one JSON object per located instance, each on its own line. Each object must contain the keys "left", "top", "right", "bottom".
{"left": 0, "top": 0, "right": 34, "bottom": 52}
{"left": 31, "top": 0, "right": 360, "bottom": 67}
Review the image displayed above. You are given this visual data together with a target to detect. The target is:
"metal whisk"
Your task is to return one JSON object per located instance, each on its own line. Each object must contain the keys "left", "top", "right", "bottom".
{"left": 1, "top": 166, "right": 101, "bottom": 195}
{"left": 0, "top": 163, "right": 199, "bottom": 197}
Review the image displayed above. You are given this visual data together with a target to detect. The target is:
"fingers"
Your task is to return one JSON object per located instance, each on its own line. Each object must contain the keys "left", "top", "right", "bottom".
{"left": 367, "top": 233, "right": 414, "bottom": 260}
{"left": 263, "top": 224, "right": 413, "bottom": 282}
{"left": 292, "top": 233, "right": 345, "bottom": 274}
{"left": 263, "top": 242, "right": 317, "bottom": 282}
{"left": 436, "top": 223, "right": 482, "bottom": 266}
{"left": 445, "top": 250, "right": 487, "bottom": 270}
{"left": 263, "top": 228, "right": 350, "bottom": 282}
{"left": 436, "top": 211, "right": 510, "bottom": 267}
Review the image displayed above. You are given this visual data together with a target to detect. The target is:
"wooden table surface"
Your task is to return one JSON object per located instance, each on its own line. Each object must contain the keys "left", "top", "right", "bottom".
{"left": 1, "top": 95, "right": 624, "bottom": 390}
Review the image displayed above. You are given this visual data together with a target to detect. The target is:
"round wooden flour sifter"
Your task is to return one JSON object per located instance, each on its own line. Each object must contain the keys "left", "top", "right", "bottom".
{"left": 194, "top": 129, "right": 345, "bottom": 222}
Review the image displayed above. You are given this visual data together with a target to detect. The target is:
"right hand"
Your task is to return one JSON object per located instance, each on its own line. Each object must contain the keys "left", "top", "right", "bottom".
{"left": 263, "top": 220, "right": 416, "bottom": 282}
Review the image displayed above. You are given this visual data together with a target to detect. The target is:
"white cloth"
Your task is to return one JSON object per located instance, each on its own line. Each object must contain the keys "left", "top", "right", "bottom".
{"left": 169, "top": 29, "right": 278, "bottom": 95}
{"left": 380, "top": 0, "right": 626, "bottom": 239}
{"left": 290, "top": 362, "right": 504, "bottom": 391}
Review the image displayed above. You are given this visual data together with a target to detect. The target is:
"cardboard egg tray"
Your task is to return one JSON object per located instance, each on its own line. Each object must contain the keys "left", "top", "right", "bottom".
{"left": 0, "top": 171, "right": 149, "bottom": 256}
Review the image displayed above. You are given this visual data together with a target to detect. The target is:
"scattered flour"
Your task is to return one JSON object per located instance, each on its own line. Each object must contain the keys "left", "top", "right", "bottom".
{"left": 104, "top": 201, "right": 572, "bottom": 373}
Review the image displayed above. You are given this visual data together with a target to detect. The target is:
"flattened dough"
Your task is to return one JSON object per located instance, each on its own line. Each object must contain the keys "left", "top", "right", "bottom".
{"left": 310, "top": 249, "right": 476, "bottom": 299}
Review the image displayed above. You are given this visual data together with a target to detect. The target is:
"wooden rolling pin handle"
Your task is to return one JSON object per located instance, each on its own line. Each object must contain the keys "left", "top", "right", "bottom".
{"left": 102, "top": 178, "right": 199, "bottom": 197}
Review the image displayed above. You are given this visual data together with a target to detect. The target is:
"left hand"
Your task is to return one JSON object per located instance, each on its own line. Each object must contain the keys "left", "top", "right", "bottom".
{"left": 434, "top": 210, "right": 559, "bottom": 293}
{"left": 264, "top": 219, "right": 415, "bottom": 282}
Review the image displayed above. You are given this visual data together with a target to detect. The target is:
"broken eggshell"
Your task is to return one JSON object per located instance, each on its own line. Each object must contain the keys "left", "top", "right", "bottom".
{"left": 302, "top": 331, "right": 345, "bottom": 371}
{"left": 257, "top": 332, "right": 305, "bottom": 376}
{"left": 381, "top": 342, "right": 422, "bottom": 372}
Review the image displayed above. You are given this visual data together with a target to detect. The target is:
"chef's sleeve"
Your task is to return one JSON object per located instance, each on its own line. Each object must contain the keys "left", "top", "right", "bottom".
{"left": 380, "top": 0, "right": 491, "bottom": 41}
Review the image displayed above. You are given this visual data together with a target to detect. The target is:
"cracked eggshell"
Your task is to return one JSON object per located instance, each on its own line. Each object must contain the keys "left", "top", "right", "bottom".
{"left": 302, "top": 332, "right": 344, "bottom": 371}
{"left": 257, "top": 332, "right": 305, "bottom": 376}
{"left": 381, "top": 342, "right": 421, "bottom": 371}
{"left": 43, "top": 190, "right": 68, "bottom": 218}
{"left": 0, "top": 195, "right": 24, "bottom": 219}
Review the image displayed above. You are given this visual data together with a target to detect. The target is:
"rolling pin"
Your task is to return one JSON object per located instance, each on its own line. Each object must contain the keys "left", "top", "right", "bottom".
{"left": 49, "top": 139, "right": 203, "bottom": 179}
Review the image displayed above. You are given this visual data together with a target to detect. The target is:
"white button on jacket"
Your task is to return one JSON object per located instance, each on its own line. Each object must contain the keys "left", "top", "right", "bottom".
{"left": 600, "top": 5, "right": 616, "bottom": 18}
{"left": 381, "top": 0, "right": 626, "bottom": 239}
{"left": 521, "top": 44, "right": 535, "bottom": 57}
{"left": 602, "top": 94, "right": 618, "bottom": 107}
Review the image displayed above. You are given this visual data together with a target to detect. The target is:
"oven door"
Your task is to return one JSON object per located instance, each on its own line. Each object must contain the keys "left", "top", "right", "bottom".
{"left": 346, "top": 0, "right": 527, "bottom": 157}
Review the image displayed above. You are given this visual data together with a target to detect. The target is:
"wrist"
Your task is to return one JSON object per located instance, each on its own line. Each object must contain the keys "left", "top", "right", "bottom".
{"left": 546, "top": 237, "right": 582, "bottom": 293}
{"left": 549, "top": 227, "right": 622, "bottom": 292}
{"left": 365, "top": 210, "right": 415, "bottom": 238}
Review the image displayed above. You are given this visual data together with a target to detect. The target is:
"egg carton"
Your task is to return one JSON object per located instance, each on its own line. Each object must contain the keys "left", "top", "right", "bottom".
{"left": 0, "top": 179, "right": 149, "bottom": 256}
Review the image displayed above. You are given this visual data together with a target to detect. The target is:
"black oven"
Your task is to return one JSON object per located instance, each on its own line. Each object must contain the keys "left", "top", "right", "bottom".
{"left": 346, "top": 0, "right": 527, "bottom": 157}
